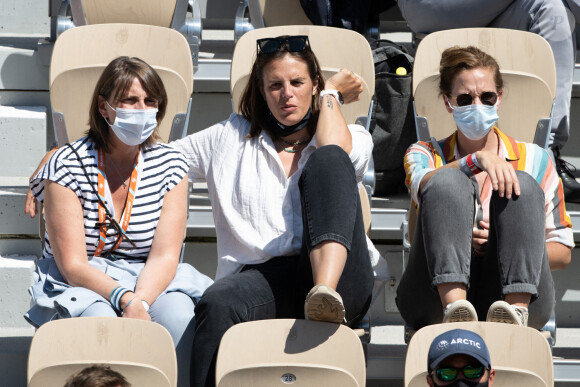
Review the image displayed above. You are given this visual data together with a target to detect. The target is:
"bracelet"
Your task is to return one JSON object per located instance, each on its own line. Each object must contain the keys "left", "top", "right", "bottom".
{"left": 319, "top": 90, "right": 344, "bottom": 107}
{"left": 110, "top": 286, "right": 132, "bottom": 312}
{"left": 122, "top": 296, "right": 138, "bottom": 312}
{"left": 459, "top": 153, "right": 482, "bottom": 177}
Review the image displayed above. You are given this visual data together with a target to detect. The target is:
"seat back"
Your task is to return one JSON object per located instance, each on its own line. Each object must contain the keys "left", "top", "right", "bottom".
{"left": 405, "top": 322, "right": 553, "bottom": 387}
{"left": 50, "top": 23, "right": 194, "bottom": 145}
{"left": 27, "top": 317, "right": 177, "bottom": 387}
{"left": 412, "top": 28, "right": 556, "bottom": 146}
{"left": 215, "top": 319, "right": 365, "bottom": 387}
{"left": 254, "top": 0, "right": 312, "bottom": 28}
{"left": 71, "top": 0, "right": 178, "bottom": 27}
{"left": 231, "top": 25, "right": 374, "bottom": 130}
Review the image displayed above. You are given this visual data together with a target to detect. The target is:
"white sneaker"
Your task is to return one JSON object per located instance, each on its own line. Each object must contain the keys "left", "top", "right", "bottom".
{"left": 304, "top": 284, "right": 345, "bottom": 324}
{"left": 442, "top": 299, "right": 478, "bottom": 323}
{"left": 486, "top": 300, "right": 529, "bottom": 326}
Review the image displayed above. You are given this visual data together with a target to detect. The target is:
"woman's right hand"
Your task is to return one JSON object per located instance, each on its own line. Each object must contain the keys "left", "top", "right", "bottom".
{"left": 474, "top": 150, "right": 520, "bottom": 199}
{"left": 25, "top": 147, "right": 60, "bottom": 218}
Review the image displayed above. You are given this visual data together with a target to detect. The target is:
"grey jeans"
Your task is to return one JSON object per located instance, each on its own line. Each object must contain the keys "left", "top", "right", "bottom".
{"left": 396, "top": 168, "right": 554, "bottom": 330}
{"left": 397, "top": 0, "right": 576, "bottom": 150}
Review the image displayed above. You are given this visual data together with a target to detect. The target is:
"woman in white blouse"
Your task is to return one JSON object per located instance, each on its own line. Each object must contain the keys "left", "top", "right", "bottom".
{"left": 171, "top": 35, "right": 376, "bottom": 387}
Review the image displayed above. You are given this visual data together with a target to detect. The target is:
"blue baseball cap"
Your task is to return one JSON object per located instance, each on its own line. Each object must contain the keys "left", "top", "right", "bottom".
{"left": 428, "top": 329, "right": 491, "bottom": 371}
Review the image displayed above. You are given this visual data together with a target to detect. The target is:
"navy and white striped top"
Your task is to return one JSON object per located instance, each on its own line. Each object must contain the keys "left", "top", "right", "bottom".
{"left": 31, "top": 137, "right": 189, "bottom": 261}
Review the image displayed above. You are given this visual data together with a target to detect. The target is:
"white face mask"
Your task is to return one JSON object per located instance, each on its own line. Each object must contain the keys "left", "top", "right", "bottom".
{"left": 105, "top": 101, "right": 158, "bottom": 146}
{"left": 447, "top": 99, "right": 499, "bottom": 141}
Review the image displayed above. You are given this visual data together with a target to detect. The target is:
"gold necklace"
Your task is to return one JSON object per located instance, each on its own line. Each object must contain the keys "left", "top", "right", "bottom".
{"left": 109, "top": 159, "right": 128, "bottom": 188}
{"left": 277, "top": 137, "right": 310, "bottom": 153}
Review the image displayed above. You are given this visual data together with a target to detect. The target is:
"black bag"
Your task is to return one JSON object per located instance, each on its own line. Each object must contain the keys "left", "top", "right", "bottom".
{"left": 369, "top": 40, "right": 416, "bottom": 196}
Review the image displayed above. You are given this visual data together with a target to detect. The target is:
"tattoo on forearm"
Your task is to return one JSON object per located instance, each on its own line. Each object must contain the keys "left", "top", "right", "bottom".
{"left": 325, "top": 95, "right": 334, "bottom": 110}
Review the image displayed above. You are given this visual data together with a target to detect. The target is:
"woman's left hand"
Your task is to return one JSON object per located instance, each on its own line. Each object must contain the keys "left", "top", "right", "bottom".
{"left": 122, "top": 294, "right": 151, "bottom": 321}
{"left": 325, "top": 68, "right": 363, "bottom": 105}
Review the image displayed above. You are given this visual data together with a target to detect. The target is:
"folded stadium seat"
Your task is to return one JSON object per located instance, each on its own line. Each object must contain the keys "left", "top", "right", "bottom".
{"left": 216, "top": 319, "right": 366, "bottom": 387}
{"left": 234, "top": 0, "right": 312, "bottom": 41}
{"left": 50, "top": 23, "right": 194, "bottom": 146}
{"left": 27, "top": 317, "right": 177, "bottom": 387}
{"left": 404, "top": 27, "right": 557, "bottom": 343}
{"left": 404, "top": 322, "right": 553, "bottom": 387}
{"left": 51, "top": 0, "right": 201, "bottom": 70}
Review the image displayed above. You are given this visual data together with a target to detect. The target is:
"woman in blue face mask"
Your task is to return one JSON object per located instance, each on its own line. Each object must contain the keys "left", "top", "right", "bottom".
{"left": 24, "top": 57, "right": 213, "bottom": 387}
{"left": 397, "top": 46, "right": 573, "bottom": 333}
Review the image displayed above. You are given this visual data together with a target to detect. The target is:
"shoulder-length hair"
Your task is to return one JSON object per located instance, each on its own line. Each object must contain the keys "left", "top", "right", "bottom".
{"left": 87, "top": 56, "right": 167, "bottom": 152}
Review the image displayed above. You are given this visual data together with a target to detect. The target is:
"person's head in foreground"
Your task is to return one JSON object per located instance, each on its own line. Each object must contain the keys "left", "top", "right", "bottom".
{"left": 63, "top": 364, "right": 131, "bottom": 387}
{"left": 427, "top": 329, "right": 495, "bottom": 387}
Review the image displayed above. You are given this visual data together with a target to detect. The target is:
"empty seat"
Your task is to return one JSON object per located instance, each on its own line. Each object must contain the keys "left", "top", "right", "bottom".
{"left": 215, "top": 319, "right": 366, "bottom": 387}
{"left": 50, "top": 0, "right": 201, "bottom": 69}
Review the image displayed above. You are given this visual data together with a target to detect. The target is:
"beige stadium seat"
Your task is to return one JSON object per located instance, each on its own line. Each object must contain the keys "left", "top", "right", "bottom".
{"left": 49, "top": 23, "right": 194, "bottom": 146}
{"left": 51, "top": 0, "right": 201, "bottom": 68}
{"left": 27, "top": 317, "right": 177, "bottom": 387}
{"left": 235, "top": 0, "right": 312, "bottom": 41}
{"left": 405, "top": 322, "right": 553, "bottom": 387}
{"left": 215, "top": 319, "right": 366, "bottom": 387}
{"left": 231, "top": 25, "right": 376, "bottom": 230}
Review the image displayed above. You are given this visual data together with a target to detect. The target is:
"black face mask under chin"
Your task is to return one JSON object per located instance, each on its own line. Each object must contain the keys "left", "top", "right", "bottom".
{"left": 265, "top": 108, "right": 311, "bottom": 138}
{"left": 433, "top": 379, "right": 488, "bottom": 387}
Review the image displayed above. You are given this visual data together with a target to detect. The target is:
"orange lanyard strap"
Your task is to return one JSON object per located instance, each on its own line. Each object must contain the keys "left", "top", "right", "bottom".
{"left": 94, "top": 148, "right": 139, "bottom": 257}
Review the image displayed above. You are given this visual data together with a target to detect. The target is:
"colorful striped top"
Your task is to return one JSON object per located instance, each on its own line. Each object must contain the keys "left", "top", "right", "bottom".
{"left": 404, "top": 127, "right": 574, "bottom": 247}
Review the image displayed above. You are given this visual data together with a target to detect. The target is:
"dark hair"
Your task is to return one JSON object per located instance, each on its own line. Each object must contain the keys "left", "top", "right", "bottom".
{"left": 63, "top": 364, "right": 131, "bottom": 387}
{"left": 239, "top": 35, "right": 325, "bottom": 139}
{"left": 439, "top": 46, "right": 503, "bottom": 97}
{"left": 88, "top": 56, "right": 167, "bottom": 152}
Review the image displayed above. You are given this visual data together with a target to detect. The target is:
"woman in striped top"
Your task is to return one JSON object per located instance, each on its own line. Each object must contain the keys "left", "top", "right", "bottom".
{"left": 25, "top": 57, "right": 212, "bottom": 387}
{"left": 397, "top": 46, "right": 574, "bottom": 331}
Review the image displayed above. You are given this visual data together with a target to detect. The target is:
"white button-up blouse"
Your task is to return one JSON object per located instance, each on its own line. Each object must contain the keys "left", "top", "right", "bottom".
{"left": 173, "top": 113, "right": 386, "bottom": 281}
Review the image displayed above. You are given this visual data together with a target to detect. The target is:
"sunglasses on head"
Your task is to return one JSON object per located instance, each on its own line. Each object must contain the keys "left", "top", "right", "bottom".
{"left": 451, "top": 92, "right": 499, "bottom": 107}
{"left": 257, "top": 35, "right": 310, "bottom": 55}
{"left": 433, "top": 364, "right": 486, "bottom": 382}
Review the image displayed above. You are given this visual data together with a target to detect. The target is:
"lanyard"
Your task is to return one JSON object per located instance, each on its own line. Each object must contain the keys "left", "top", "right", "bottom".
{"left": 94, "top": 148, "right": 140, "bottom": 257}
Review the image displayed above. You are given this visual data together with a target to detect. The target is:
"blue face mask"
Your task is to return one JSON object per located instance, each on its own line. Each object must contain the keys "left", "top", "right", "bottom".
{"left": 448, "top": 100, "right": 499, "bottom": 141}
{"left": 105, "top": 101, "right": 158, "bottom": 146}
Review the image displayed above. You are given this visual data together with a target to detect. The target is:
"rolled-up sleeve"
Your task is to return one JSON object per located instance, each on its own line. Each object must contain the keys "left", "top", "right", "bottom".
{"left": 404, "top": 141, "right": 436, "bottom": 204}
{"left": 540, "top": 151, "right": 574, "bottom": 247}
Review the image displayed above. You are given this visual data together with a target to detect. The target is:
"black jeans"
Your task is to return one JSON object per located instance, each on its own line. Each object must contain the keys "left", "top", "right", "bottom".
{"left": 190, "top": 145, "right": 374, "bottom": 386}
{"left": 396, "top": 168, "right": 554, "bottom": 330}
